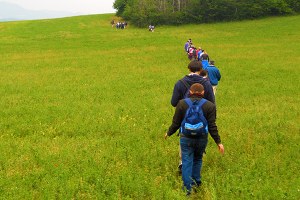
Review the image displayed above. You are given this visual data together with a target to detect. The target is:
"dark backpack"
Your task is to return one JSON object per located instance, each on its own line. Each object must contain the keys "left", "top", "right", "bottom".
{"left": 180, "top": 98, "right": 208, "bottom": 136}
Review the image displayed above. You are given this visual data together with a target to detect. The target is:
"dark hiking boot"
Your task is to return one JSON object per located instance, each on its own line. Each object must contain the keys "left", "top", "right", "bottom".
{"left": 178, "top": 163, "right": 182, "bottom": 175}
{"left": 192, "top": 181, "right": 202, "bottom": 193}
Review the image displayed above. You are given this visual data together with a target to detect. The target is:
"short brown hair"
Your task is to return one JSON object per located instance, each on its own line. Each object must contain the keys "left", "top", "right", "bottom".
{"left": 190, "top": 83, "right": 204, "bottom": 94}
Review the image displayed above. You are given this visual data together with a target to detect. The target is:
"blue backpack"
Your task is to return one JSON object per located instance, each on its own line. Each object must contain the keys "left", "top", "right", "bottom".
{"left": 180, "top": 98, "right": 208, "bottom": 136}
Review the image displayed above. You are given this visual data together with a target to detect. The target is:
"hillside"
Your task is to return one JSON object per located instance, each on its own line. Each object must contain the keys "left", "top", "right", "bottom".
{"left": 0, "top": 14, "right": 299, "bottom": 199}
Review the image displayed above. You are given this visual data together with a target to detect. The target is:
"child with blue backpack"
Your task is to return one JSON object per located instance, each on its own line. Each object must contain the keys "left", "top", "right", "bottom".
{"left": 165, "top": 83, "right": 224, "bottom": 196}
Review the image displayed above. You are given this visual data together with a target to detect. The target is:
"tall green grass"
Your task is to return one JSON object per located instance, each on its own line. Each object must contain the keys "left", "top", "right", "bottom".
{"left": 0, "top": 14, "right": 299, "bottom": 199}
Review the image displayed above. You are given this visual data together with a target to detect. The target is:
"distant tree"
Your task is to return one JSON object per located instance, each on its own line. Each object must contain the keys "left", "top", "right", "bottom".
{"left": 113, "top": 0, "right": 300, "bottom": 26}
{"left": 286, "top": 0, "right": 300, "bottom": 12}
{"left": 264, "top": 0, "right": 293, "bottom": 15}
{"left": 114, "top": 0, "right": 131, "bottom": 16}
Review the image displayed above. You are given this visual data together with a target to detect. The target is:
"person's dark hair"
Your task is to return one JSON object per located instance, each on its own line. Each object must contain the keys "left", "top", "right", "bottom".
{"left": 190, "top": 83, "right": 204, "bottom": 96}
{"left": 200, "top": 70, "right": 208, "bottom": 77}
{"left": 188, "top": 60, "right": 202, "bottom": 72}
{"left": 209, "top": 60, "right": 215, "bottom": 65}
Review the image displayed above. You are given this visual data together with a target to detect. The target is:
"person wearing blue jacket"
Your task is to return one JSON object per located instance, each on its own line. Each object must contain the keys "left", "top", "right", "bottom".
{"left": 206, "top": 60, "right": 221, "bottom": 95}
{"left": 171, "top": 60, "right": 215, "bottom": 107}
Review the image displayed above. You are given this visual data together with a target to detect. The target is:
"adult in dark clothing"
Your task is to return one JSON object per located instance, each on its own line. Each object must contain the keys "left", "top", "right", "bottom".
{"left": 165, "top": 83, "right": 224, "bottom": 195}
{"left": 171, "top": 60, "right": 215, "bottom": 107}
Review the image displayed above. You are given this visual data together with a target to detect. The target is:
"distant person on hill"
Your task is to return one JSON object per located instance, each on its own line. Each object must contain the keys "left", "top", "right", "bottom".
{"left": 188, "top": 45, "right": 196, "bottom": 60}
{"left": 149, "top": 25, "right": 155, "bottom": 32}
{"left": 186, "top": 41, "right": 192, "bottom": 52}
{"left": 207, "top": 61, "right": 221, "bottom": 95}
{"left": 121, "top": 22, "right": 125, "bottom": 29}
{"left": 184, "top": 40, "right": 190, "bottom": 53}
{"left": 197, "top": 47, "right": 203, "bottom": 59}
{"left": 165, "top": 83, "right": 224, "bottom": 195}
{"left": 116, "top": 22, "right": 120, "bottom": 29}
{"left": 198, "top": 49, "right": 209, "bottom": 61}
{"left": 111, "top": 20, "right": 115, "bottom": 27}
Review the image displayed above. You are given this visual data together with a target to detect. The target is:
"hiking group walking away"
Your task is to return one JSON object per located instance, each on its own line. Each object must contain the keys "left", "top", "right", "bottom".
{"left": 185, "top": 39, "right": 211, "bottom": 69}
{"left": 185, "top": 39, "right": 221, "bottom": 95}
{"left": 165, "top": 38, "right": 224, "bottom": 196}
{"left": 111, "top": 19, "right": 155, "bottom": 32}
{"left": 111, "top": 20, "right": 128, "bottom": 29}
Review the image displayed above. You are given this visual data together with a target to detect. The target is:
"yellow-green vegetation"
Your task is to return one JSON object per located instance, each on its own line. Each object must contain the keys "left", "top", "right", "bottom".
{"left": 0, "top": 14, "right": 299, "bottom": 199}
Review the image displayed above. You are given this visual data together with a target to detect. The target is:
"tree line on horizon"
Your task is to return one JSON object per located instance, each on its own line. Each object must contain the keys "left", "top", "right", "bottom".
{"left": 113, "top": 0, "right": 300, "bottom": 27}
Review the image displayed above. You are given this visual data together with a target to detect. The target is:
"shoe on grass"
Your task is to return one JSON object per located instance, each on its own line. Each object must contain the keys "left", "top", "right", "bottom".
{"left": 178, "top": 163, "right": 182, "bottom": 175}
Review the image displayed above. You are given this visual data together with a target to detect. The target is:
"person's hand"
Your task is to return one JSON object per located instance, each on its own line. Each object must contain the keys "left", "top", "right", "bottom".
{"left": 218, "top": 144, "right": 224, "bottom": 154}
{"left": 164, "top": 133, "right": 168, "bottom": 139}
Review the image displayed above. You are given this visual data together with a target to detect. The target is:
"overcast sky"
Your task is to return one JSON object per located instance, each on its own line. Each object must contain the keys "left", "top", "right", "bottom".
{"left": 2, "top": 0, "right": 116, "bottom": 15}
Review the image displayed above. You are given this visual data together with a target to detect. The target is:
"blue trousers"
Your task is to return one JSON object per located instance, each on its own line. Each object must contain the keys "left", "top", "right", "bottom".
{"left": 180, "top": 136, "right": 208, "bottom": 192}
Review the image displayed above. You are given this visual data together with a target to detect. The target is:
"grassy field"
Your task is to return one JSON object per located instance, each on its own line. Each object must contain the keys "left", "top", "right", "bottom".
{"left": 0, "top": 14, "right": 299, "bottom": 199}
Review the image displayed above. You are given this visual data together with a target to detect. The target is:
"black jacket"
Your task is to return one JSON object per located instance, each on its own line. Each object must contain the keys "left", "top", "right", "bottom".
{"left": 171, "top": 74, "right": 215, "bottom": 107}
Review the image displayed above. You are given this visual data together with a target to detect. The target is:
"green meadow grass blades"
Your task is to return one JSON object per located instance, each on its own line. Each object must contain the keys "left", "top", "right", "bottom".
{"left": 0, "top": 14, "right": 299, "bottom": 199}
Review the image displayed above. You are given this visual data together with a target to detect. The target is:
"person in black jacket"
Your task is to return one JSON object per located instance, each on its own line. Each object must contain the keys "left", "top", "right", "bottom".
{"left": 165, "top": 83, "right": 224, "bottom": 195}
{"left": 170, "top": 60, "right": 215, "bottom": 174}
{"left": 171, "top": 60, "right": 215, "bottom": 107}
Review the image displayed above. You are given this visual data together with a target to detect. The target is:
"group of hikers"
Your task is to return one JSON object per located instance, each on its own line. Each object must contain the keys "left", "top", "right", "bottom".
{"left": 111, "top": 19, "right": 155, "bottom": 32}
{"left": 184, "top": 39, "right": 221, "bottom": 95}
{"left": 185, "top": 39, "right": 211, "bottom": 69}
{"left": 111, "top": 20, "right": 128, "bottom": 29}
{"left": 164, "top": 38, "right": 224, "bottom": 196}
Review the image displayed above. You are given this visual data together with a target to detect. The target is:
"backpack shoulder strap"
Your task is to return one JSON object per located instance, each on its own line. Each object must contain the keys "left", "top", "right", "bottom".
{"left": 184, "top": 98, "right": 193, "bottom": 107}
{"left": 198, "top": 77, "right": 206, "bottom": 84}
{"left": 197, "top": 98, "right": 207, "bottom": 107}
{"left": 180, "top": 78, "right": 190, "bottom": 90}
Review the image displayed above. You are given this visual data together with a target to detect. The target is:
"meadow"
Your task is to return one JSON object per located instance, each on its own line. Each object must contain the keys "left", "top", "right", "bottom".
{"left": 0, "top": 14, "right": 299, "bottom": 199}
